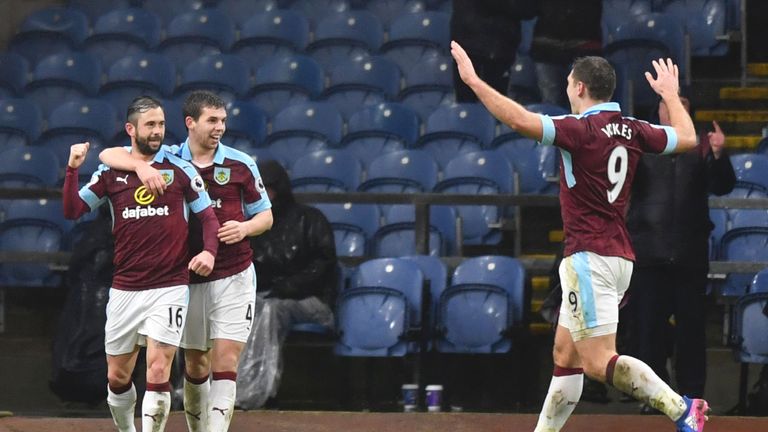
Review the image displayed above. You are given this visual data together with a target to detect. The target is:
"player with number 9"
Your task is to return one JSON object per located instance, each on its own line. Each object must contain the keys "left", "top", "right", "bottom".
{"left": 452, "top": 38, "right": 710, "bottom": 432}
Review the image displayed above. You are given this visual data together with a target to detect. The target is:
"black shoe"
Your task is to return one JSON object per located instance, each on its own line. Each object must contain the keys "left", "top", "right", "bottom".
{"left": 581, "top": 378, "right": 610, "bottom": 403}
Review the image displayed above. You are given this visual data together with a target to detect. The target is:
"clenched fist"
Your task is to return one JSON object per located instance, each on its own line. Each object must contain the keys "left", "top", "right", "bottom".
{"left": 68, "top": 142, "right": 90, "bottom": 169}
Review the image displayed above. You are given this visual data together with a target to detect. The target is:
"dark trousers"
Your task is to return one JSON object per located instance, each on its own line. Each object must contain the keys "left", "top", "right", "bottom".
{"left": 624, "top": 264, "right": 708, "bottom": 398}
{"left": 453, "top": 56, "right": 514, "bottom": 103}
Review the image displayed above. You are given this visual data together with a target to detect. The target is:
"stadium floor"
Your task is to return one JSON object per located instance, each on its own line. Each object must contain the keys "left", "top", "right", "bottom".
{"left": 1, "top": 411, "right": 767, "bottom": 432}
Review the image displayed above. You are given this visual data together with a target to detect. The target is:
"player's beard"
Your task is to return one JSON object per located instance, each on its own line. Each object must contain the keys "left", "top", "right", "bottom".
{"left": 135, "top": 132, "right": 163, "bottom": 156}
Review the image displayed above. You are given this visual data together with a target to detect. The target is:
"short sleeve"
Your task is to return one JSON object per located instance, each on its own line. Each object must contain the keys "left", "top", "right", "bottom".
{"left": 540, "top": 114, "right": 585, "bottom": 152}
{"left": 634, "top": 120, "right": 678, "bottom": 154}
{"left": 242, "top": 161, "right": 272, "bottom": 218}
{"left": 79, "top": 165, "right": 109, "bottom": 210}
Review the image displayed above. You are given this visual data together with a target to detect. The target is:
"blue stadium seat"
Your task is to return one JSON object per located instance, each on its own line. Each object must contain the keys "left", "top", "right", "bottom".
{"left": 249, "top": 54, "right": 325, "bottom": 118}
{"left": 400, "top": 254, "right": 448, "bottom": 324}
{"left": 223, "top": 100, "right": 269, "bottom": 149}
{"left": 231, "top": 10, "right": 310, "bottom": 71}
{"left": 0, "top": 146, "right": 60, "bottom": 189}
{"left": 662, "top": 0, "right": 728, "bottom": 56}
{"left": 604, "top": 13, "right": 687, "bottom": 113}
{"left": 25, "top": 53, "right": 102, "bottom": 118}
{"left": 342, "top": 102, "right": 420, "bottom": 167}
{"left": 359, "top": 149, "right": 439, "bottom": 193}
{"left": 334, "top": 287, "right": 409, "bottom": 356}
{"left": 731, "top": 271, "right": 768, "bottom": 407}
{"left": 9, "top": 6, "right": 89, "bottom": 66}
{"left": 364, "top": 0, "right": 426, "bottom": 29}
{"left": 215, "top": 0, "right": 279, "bottom": 29}
{"left": 307, "top": 11, "right": 383, "bottom": 71}
{"left": 435, "top": 255, "right": 525, "bottom": 353}
{"left": 290, "top": 149, "right": 363, "bottom": 192}
{"left": 380, "top": 11, "right": 450, "bottom": 71}
{"left": 313, "top": 203, "right": 380, "bottom": 257}
{"left": 709, "top": 208, "right": 728, "bottom": 260}
{"left": 265, "top": 102, "right": 343, "bottom": 167}
{"left": 175, "top": 54, "right": 251, "bottom": 104}
{"left": 158, "top": 9, "right": 236, "bottom": 69}
{"left": 37, "top": 99, "right": 118, "bottom": 166}
{"left": 518, "top": 18, "right": 537, "bottom": 55}
{"left": 352, "top": 258, "right": 425, "bottom": 332}
{"left": 718, "top": 227, "right": 768, "bottom": 297}
{"left": 415, "top": 103, "right": 496, "bottom": 170}
{"left": 731, "top": 209, "right": 768, "bottom": 230}
{"left": 141, "top": 0, "right": 210, "bottom": 25}
{"left": 68, "top": 0, "right": 133, "bottom": 22}
{"left": 507, "top": 54, "right": 541, "bottom": 105}
{"left": 493, "top": 137, "right": 559, "bottom": 194}
{"left": 0, "top": 53, "right": 29, "bottom": 98}
{"left": 602, "top": 0, "right": 653, "bottom": 42}
{"left": 398, "top": 54, "right": 454, "bottom": 121}
{"left": 99, "top": 54, "right": 177, "bottom": 116}
{"left": 0, "top": 98, "right": 43, "bottom": 148}
{"left": 433, "top": 151, "right": 515, "bottom": 245}
{"left": 374, "top": 204, "right": 457, "bottom": 256}
{"left": 526, "top": 103, "right": 570, "bottom": 117}
{"left": 290, "top": 0, "right": 351, "bottom": 29}
{"left": 82, "top": 8, "right": 162, "bottom": 69}
{"left": 0, "top": 199, "right": 71, "bottom": 287}
{"left": 730, "top": 153, "right": 768, "bottom": 192}
{"left": 161, "top": 99, "right": 188, "bottom": 146}
{"left": 321, "top": 57, "right": 402, "bottom": 119}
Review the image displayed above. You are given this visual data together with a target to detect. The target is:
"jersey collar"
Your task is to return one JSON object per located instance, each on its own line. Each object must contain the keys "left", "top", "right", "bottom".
{"left": 581, "top": 102, "right": 621, "bottom": 117}
{"left": 180, "top": 138, "right": 225, "bottom": 164}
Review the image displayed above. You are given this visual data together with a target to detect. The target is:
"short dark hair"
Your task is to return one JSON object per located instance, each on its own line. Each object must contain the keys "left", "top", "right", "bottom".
{"left": 126, "top": 96, "right": 163, "bottom": 125}
{"left": 571, "top": 56, "right": 616, "bottom": 102}
{"left": 182, "top": 90, "right": 226, "bottom": 121}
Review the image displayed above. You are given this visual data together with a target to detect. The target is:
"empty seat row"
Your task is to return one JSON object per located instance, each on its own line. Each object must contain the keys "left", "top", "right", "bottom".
{"left": 11, "top": 6, "right": 451, "bottom": 69}
{"left": 335, "top": 255, "right": 525, "bottom": 356}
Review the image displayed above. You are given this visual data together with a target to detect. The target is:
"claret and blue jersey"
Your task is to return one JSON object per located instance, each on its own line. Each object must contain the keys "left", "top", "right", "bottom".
{"left": 76, "top": 148, "right": 211, "bottom": 290}
{"left": 538, "top": 102, "right": 679, "bottom": 260}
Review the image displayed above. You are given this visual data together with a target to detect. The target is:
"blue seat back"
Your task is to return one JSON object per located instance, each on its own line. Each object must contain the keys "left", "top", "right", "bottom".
{"left": 160, "top": 9, "right": 236, "bottom": 68}
{"left": 730, "top": 153, "right": 768, "bottom": 191}
{"left": 733, "top": 292, "right": 768, "bottom": 363}
{"left": 215, "top": 0, "right": 280, "bottom": 29}
{"left": 308, "top": 11, "right": 383, "bottom": 70}
{"left": 290, "top": 149, "right": 363, "bottom": 192}
{"left": 224, "top": 100, "right": 268, "bottom": 147}
{"left": 176, "top": 54, "right": 251, "bottom": 103}
{"left": 10, "top": 6, "right": 89, "bottom": 65}
{"left": 437, "top": 284, "right": 511, "bottom": 353}
{"left": 0, "top": 146, "right": 61, "bottom": 188}
{"left": 334, "top": 287, "right": 409, "bottom": 356}
{"left": 359, "top": 149, "right": 439, "bottom": 193}
{"left": 451, "top": 255, "right": 526, "bottom": 324}
{"left": 381, "top": 11, "right": 450, "bottom": 70}
{"left": 718, "top": 228, "right": 768, "bottom": 297}
{"left": 0, "top": 53, "right": 29, "bottom": 97}
{"left": 374, "top": 204, "right": 456, "bottom": 256}
{"left": 250, "top": 54, "right": 324, "bottom": 117}
{"left": 323, "top": 57, "right": 402, "bottom": 118}
{"left": 233, "top": 10, "right": 310, "bottom": 70}
{"left": 353, "top": 257, "right": 424, "bottom": 327}
{"left": 314, "top": 203, "right": 380, "bottom": 256}
{"left": 0, "top": 98, "right": 43, "bottom": 146}
{"left": 84, "top": 8, "right": 162, "bottom": 68}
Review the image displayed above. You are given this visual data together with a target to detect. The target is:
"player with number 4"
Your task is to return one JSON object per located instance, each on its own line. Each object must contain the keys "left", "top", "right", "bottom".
{"left": 452, "top": 39, "right": 710, "bottom": 432}
{"left": 63, "top": 96, "right": 219, "bottom": 432}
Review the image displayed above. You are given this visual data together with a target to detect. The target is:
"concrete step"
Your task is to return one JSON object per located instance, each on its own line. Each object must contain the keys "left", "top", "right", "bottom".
{"left": 695, "top": 110, "right": 768, "bottom": 123}
{"left": 719, "top": 87, "right": 768, "bottom": 100}
{"left": 747, "top": 63, "right": 768, "bottom": 77}
{"left": 531, "top": 276, "right": 550, "bottom": 292}
{"left": 724, "top": 135, "right": 763, "bottom": 151}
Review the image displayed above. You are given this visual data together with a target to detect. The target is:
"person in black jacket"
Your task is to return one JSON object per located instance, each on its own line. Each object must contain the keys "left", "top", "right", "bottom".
{"left": 236, "top": 159, "right": 337, "bottom": 408}
{"left": 450, "top": 0, "right": 536, "bottom": 102}
{"left": 530, "top": 0, "right": 603, "bottom": 107}
{"left": 624, "top": 96, "right": 736, "bottom": 407}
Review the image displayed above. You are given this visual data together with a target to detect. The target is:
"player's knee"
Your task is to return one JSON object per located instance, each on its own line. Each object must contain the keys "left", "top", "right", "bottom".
{"left": 107, "top": 370, "right": 132, "bottom": 387}
{"left": 146, "top": 360, "right": 171, "bottom": 382}
{"left": 552, "top": 343, "right": 577, "bottom": 368}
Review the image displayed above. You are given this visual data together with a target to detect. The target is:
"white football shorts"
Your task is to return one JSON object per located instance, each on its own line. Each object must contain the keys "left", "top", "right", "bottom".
{"left": 104, "top": 284, "right": 189, "bottom": 356}
{"left": 181, "top": 264, "right": 257, "bottom": 350}
{"left": 558, "top": 251, "right": 633, "bottom": 341}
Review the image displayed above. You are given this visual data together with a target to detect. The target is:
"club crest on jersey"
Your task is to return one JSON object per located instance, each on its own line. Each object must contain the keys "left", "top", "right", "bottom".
{"left": 159, "top": 169, "right": 174, "bottom": 186}
{"left": 214, "top": 167, "right": 231, "bottom": 185}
